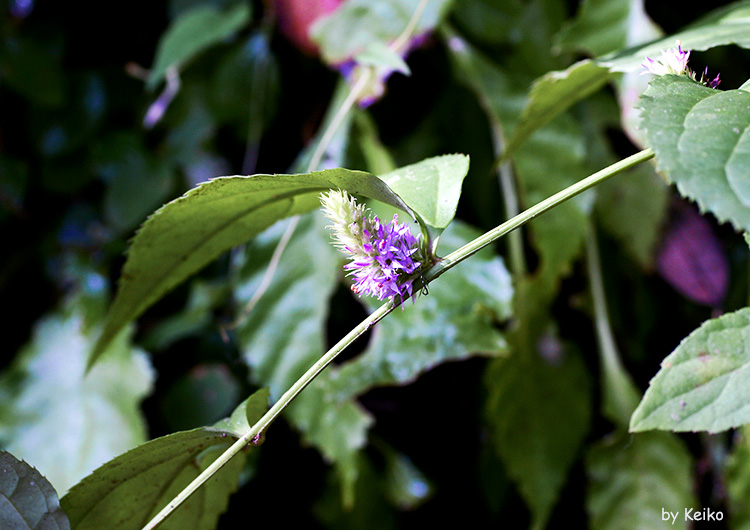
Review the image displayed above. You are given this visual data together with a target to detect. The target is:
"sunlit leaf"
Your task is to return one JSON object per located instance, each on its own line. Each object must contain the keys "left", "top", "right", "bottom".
{"left": 0, "top": 451, "right": 70, "bottom": 530}
{"left": 586, "top": 432, "right": 696, "bottom": 530}
{"left": 631, "top": 307, "right": 750, "bottom": 433}
{"left": 379, "top": 154, "right": 470, "bottom": 230}
{"left": 0, "top": 301, "right": 154, "bottom": 495}
{"left": 640, "top": 75, "right": 750, "bottom": 232}
{"left": 148, "top": 3, "right": 251, "bottom": 88}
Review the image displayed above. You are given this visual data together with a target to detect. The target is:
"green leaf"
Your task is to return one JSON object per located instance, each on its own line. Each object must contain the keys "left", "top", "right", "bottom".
{"left": 631, "top": 307, "right": 750, "bottom": 433}
{"left": 355, "top": 42, "right": 410, "bottom": 75}
{"left": 311, "top": 0, "right": 452, "bottom": 64}
{"left": 0, "top": 304, "right": 153, "bottom": 494}
{"left": 503, "top": 60, "right": 610, "bottom": 159}
{"left": 586, "top": 432, "right": 696, "bottom": 530}
{"left": 159, "top": 364, "right": 242, "bottom": 432}
{"left": 727, "top": 426, "right": 750, "bottom": 530}
{"left": 0, "top": 451, "right": 70, "bottom": 530}
{"left": 234, "top": 218, "right": 511, "bottom": 504}
{"left": 60, "top": 430, "right": 244, "bottom": 530}
{"left": 93, "top": 133, "right": 174, "bottom": 232}
{"left": 485, "top": 279, "right": 591, "bottom": 529}
{"left": 595, "top": 165, "right": 669, "bottom": 268}
{"left": 213, "top": 387, "right": 271, "bottom": 436}
{"left": 599, "top": 2, "right": 750, "bottom": 72}
{"left": 554, "top": 0, "right": 632, "bottom": 56}
{"left": 485, "top": 343, "right": 591, "bottom": 528}
{"left": 60, "top": 388, "right": 268, "bottom": 530}
{"left": 92, "top": 167, "right": 410, "bottom": 367}
{"left": 451, "top": 0, "right": 524, "bottom": 46}
{"left": 515, "top": 115, "right": 590, "bottom": 285}
{"left": 233, "top": 212, "right": 340, "bottom": 398}
{"left": 379, "top": 154, "right": 470, "bottom": 230}
{"left": 640, "top": 75, "right": 750, "bottom": 232}
{"left": 148, "top": 3, "right": 251, "bottom": 89}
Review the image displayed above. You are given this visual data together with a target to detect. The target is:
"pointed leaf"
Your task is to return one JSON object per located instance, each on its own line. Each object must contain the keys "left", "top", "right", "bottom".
{"left": 631, "top": 307, "right": 750, "bottom": 433}
{"left": 485, "top": 277, "right": 591, "bottom": 528}
{"left": 379, "top": 154, "right": 470, "bottom": 230}
{"left": 503, "top": 60, "right": 610, "bottom": 159}
{"left": 93, "top": 168, "right": 411, "bottom": 366}
{"left": 0, "top": 305, "right": 153, "bottom": 494}
{"left": 60, "top": 429, "right": 245, "bottom": 530}
{"left": 640, "top": 75, "right": 750, "bottom": 232}
{"left": 485, "top": 345, "right": 591, "bottom": 528}
{"left": 212, "top": 387, "right": 270, "bottom": 436}
{"left": 148, "top": 3, "right": 251, "bottom": 88}
{"left": 586, "top": 432, "right": 696, "bottom": 530}
{"left": 0, "top": 451, "right": 70, "bottom": 530}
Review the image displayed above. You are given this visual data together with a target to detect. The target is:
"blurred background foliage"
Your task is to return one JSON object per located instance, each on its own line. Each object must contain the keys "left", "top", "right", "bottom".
{"left": 2, "top": 0, "right": 750, "bottom": 528}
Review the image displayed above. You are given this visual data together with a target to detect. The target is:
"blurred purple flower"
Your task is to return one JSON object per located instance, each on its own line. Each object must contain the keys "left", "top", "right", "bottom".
{"left": 656, "top": 205, "right": 728, "bottom": 307}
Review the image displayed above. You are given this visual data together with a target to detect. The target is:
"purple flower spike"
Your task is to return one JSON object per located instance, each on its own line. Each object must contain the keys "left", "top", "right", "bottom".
{"left": 320, "top": 190, "right": 423, "bottom": 304}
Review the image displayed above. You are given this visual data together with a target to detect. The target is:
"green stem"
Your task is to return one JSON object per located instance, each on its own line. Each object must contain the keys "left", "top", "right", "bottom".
{"left": 584, "top": 223, "right": 640, "bottom": 427}
{"left": 425, "top": 148, "right": 654, "bottom": 283}
{"left": 142, "top": 301, "right": 395, "bottom": 530}
{"left": 141, "top": 147, "right": 654, "bottom": 530}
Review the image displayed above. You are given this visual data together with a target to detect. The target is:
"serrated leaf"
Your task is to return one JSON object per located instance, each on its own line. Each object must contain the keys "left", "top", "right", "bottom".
{"left": 148, "top": 3, "right": 251, "bottom": 88}
{"left": 599, "top": 2, "right": 750, "bottom": 72}
{"left": 586, "top": 432, "right": 696, "bottom": 530}
{"left": 0, "top": 305, "right": 153, "bottom": 494}
{"left": 92, "top": 167, "right": 411, "bottom": 366}
{"left": 310, "top": 0, "right": 452, "bottom": 65}
{"left": 379, "top": 154, "right": 470, "bottom": 230}
{"left": 640, "top": 75, "right": 750, "bottom": 232}
{"left": 503, "top": 60, "right": 610, "bottom": 159}
{"left": 727, "top": 426, "right": 750, "bottom": 530}
{"left": 60, "top": 429, "right": 244, "bottom": 530}
{"left": 0, "top": 451, "right": 70, "bottom": 530}
{"left": 631, "top": 307, "right": 750, "bottom": 433}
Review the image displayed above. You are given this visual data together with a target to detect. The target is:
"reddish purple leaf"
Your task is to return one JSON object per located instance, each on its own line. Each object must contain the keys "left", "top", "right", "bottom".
{"left": 656, "top": 205, "right": 728, "bottom": 307}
